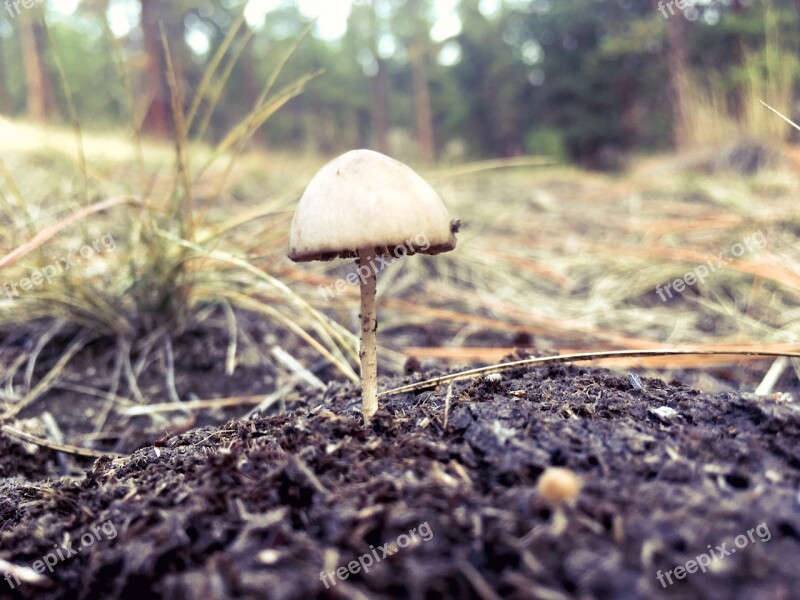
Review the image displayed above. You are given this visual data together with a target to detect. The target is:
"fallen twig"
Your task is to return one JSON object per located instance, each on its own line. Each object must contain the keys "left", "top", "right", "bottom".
{"left": 380, "top": 348, "right": 800, "bottom": 398}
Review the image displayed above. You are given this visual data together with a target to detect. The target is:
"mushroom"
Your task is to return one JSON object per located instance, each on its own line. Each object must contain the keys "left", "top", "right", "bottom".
{"left": 288, "top": 149, "right": 458, "bottom": 423}
{"left": 536, "top": 467, "right": 581, "bottom": 505}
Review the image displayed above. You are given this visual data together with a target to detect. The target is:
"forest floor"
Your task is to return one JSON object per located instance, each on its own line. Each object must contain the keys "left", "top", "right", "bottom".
{"left": 1, "top": 352, "right": 799, "bottom": 599}
{"left": 1, "top": 125, "right": 800, "bottom": 599}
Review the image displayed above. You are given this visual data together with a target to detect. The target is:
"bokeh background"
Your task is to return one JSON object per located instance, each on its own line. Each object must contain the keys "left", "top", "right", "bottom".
{"left": 1, "top": 0, "right": 798, "bottom": 166}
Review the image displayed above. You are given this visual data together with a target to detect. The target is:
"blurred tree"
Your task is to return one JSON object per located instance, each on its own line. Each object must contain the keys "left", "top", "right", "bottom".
{"left": 391, "top": 0, "right": 436, "bottom": 161}
{"left": 655, "top": 0, "right": 690, "bottom": 148}
{"left": 454, "top": 0, "right": 535, "bottom": 157}
{"left": 138, "top": 0, "right": 193, "bottom": 137}
{"left": 0, "top": 0, "right": 796, "bottom": 161}
{"left": 0, "top": 41, "right": 10, "bottom": 114}
{"left": 527, "top": 0, "right": 656, "bottom": 164}
{"left": 599, "top": 16, "right": 669, "bottom": 150}
{"left": 139, "top": 0, "right": 170, "bottom": 136}
{"left": 19, "top": 8, "right": 54, "bottom": 121}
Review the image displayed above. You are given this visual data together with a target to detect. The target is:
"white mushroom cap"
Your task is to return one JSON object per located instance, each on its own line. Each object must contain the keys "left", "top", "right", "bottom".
{"left": 288, "top": 149, "right": 457, "bottom": 262}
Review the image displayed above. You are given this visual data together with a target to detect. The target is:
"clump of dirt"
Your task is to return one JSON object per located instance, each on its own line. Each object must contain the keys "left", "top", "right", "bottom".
{"left": 1, "top": 362, "right": 798, "bottom": 599}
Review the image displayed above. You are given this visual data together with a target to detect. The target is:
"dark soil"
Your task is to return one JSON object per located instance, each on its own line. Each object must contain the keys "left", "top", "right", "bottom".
{"left": 2, "top": 357, "right": 799, "bottom": 600}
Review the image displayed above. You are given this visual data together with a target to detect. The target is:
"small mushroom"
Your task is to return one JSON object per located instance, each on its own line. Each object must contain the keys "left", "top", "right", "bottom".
{"left": 288, "top": 149, "right": 458, "bottom": 423}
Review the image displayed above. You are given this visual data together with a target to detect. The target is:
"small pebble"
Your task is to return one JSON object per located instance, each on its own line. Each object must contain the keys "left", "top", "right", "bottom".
{"left": 649, "top": 406, "right": 678, "bottom": 421}
{"left": 258, "top": 549, "right": 280, "bottom": 565}
{"left": 627, "top": 372, "right": 644, "bottom": 390}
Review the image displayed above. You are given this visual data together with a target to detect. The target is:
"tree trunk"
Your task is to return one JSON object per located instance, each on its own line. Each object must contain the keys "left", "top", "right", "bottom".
{"left": 408, "top": 41, "right": 435, "bottom": 162}
{"left": 19, "top": 10, "right": 53, "bottom": 121}
{"left": 0, "top": 40, "right": 11, "bottom": 114}
{"left": 658, "top": 0, "right": 690, "bottom": 149}
{"left": 140, "top": 0, "right": 170, "bottom": 136}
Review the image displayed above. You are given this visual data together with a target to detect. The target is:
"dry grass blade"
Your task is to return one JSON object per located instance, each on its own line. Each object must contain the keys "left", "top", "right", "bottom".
{"left": 217, "top": 290, "right": 357, "bottom": 383}
{"left": 186, "top": 11, "right": 248, "bottom": 132}
{"left": 123, "top": 341, "right": 147, "bottom": 406}
{"left": 54, "top": 381, "right": 134, "bottom": 407}
{"left": 0, "top": 557, "right": 48, "bottom": 587}
{"left": 430, "top": 156, "right": 554, "bottom": 180}
{"left": 121, "top": 394, "right": 267, "bottom": 416}
{"left": 457, "top": 559, "right": 504, "bottom": 600}
{"left": 289, "top": 455, "right": 331, "bottom": 497}
{"left": 1, "top": 424, "right": 123, "bottom": 459}
{"left": 163, "top": 337, "right": 182, "bottom": 405}
{"left": 201, "top": 71, "right": 322, "bottom": 182}
{"left": 259, "top": 19, "right": 316, "bottom": 106}
{"left": 24, "top": 320, "right": 66, "bottom": 392}
{"left": 59, "top": 286, "right": 131, "bottom": 337}
{"left": 759, "top": 99, "right": 800, "bottom": 133}
{"left": 195, "top": 20, "right": 318, "bottom": 186}
{"left": 161, "top": 23, "right": 194, "bottom": 242}
{"left": 195, "top": 201, "right": 295, "bottom": 246}
{"left": 755, "top": 357, "right": 789, "bottom": 395}
{"left": 193, "top": 21, "right": 255, "bottom": 141}
{"left": 158, "top": 228, "right": 359, "bottom": 363}
{"left": 271, "top": 345, "right": 326, "bottom": 390}
{"left": 220, "top": 299, "right": 238, "bottom": 376}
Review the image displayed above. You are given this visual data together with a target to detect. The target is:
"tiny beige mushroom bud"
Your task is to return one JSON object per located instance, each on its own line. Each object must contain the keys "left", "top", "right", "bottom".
{"left": 536, "top": 467, "right": 582, "bottom": 504}
{"left": 288, "top": 149, "right": 457, "bottom": 424}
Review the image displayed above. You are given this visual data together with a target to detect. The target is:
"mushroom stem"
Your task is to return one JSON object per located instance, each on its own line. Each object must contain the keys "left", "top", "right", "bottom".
{"left": 357, "top": 247, "right": 379, "bottom": 422}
